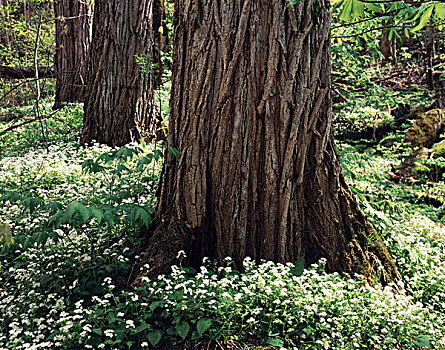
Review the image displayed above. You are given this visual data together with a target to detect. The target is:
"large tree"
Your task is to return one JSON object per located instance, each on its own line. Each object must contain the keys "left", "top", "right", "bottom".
{"left": 80, "top": 0, "right": 159, "bottom": 147}
{"left": 53, "top": 0, "right": 93, "bottom": 109}
{"left": 140, "top": 0, "right": 400, "bottom": 283}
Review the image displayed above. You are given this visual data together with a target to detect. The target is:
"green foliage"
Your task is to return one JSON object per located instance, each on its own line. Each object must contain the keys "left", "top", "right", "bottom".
{"left": 0, "top": 144, "right": 163, "bottom": 256}
{"left": 0, "top": 0, "right": 55, "bottom": 106}
{"left": 333, "top": 0, "right": 445, "bottom": 32}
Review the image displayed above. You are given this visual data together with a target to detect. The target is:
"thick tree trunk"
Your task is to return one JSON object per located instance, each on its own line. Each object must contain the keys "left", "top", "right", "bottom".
{"left": 80, "top": 0, "right": 158, "bottom": 147}
{"left": 141, "top": 0, "right": 399, "bottom": 283}
{"left": 53, "top": 0, "right": 93, "bottom": 109}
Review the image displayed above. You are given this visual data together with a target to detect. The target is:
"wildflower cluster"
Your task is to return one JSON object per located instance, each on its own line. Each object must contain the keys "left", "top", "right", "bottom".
{"left": 0, "top": 104, "right": 444, "bottom": 349}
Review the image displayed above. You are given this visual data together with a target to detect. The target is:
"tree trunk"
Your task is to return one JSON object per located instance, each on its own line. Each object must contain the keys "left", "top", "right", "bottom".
{"left": 80, "top": 0, "right": 159, "bottom": 147}
{"left": 379, "top": 19, "right": 397, "bottom": 65}
{"left": 152, "top": 0, "right": 163, "bottom": 88}
{"left": 140, "top": 0, "right": 400, "bottom": 284}
{"left": 160, "top": 1, "right": 171, "bottom": 54}
{"left": 426, "top": 24, "right": 435, "bottom": 90}
{"left": 0, "top": 65, "right": 54, "bottom": 79}
{"left": 53, "top": 0, "right": 93, "bottom": 109}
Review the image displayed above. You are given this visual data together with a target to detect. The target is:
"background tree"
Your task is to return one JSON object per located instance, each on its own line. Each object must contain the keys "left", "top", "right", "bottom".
{"left": 80, "top": 0, "right": 158, "bottom": 147}
{"left": 140, "top": 0, "right": 400, "bottom": 283}
{"left": 53, "top": 0, "right": 93, "bottom": 109}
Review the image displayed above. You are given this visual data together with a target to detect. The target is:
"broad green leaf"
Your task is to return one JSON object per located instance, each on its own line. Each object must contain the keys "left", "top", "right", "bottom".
{"left": 175, "top": 321, "right": 190, "bottom": 340}
{"left": 147, "top": 330, "right": 162, "bottom": 347}
{"left": 196, "top": 318, "right": 212, "bottom": 336}
{"left": 413, "top": 335, "right": 434, "bottom": 349}
{"left": 435, "top": 3, "right": 445, "bottom": 19}
{"left": 137, "top": 207, "right": 151, "bottom": 228}
{"left": 365, "top": 2, "right": 381, "bottom": 12}
{"left": 37, "top": 231, "right": 48, "bottom": 245}
{"left": 107, "top": 313, "right": 117, "bottom": 324}
{"left": 266, "top": 338, "right": 284, "bottom": 347}
{"left": 89, "top": 207, "right": 104, "bottom": 224}
{"left": 411, "top": 5, "right": 434, "bottom": 32}
{"left": 339, "top": 0, "right": 353, "bottom": 21}
{"left": 150, "top": 301, "right": 162, "bottom": 311}
{"left": 0, "top": 223, "right": 14, "bottom": 245}
{"left": 62, "top": 201, "right": 91, "bottom": 224}
{"left": 291, "top": 255, "right": 305, "bottom": 276}
{"left": 104, "top": 210, "right": 116, "bottom": 227}
{"left": 352, "top": 0, "right": 364, "bottom": 17}
{"left": 135, "top": 323, "right": 150, "bottom": 334}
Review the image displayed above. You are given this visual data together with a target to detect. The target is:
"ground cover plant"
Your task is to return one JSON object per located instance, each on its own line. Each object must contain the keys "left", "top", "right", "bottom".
{"left": 0, "top": 88, "right": 445, "bottom": 349}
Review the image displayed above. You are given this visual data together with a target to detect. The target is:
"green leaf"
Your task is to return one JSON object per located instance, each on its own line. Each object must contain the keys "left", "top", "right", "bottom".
{"left": 107, "top": 313, "right": 117, "bottom": 324}
{"left": 291, "top": 256, "right": 305, "bottom": 277}
{"left": 266, "top": 338, "right": 284, "bottom": 347}
{"left": 0, "top": 223, "right": 14, "bottom": 245}
{"left": 388, "top": 29, "right": 395, "bottom": 41}
{"left": 23, "top": 237, "right": 31, "bottom": 250}
{"left": 39, "top": 273, "right": 54, "bottom": 286}
{"left": 147, "top": 330, "right": 162, "bottom": 347}
{"left": 365, "top": 2, "right": 381, "bottom": 12}
{"left": 175, "top": 321, "right": 190, "bottom": 340}
{"left": 104, "top": 210, "right": 116, "bottom": 227}
{"left": 287, "top": 0, "right": 303, "bottom": 6}
{"left": 196, "top": 318, "right": 212, "bottom": 337}
{"left": 150, "top": 301, "right": 162, "bottom": 311}
{"left": 89, "top": 207, "right": 104, "bottom": 225}
{"left": 37, "top": 231, "right": 48, "bottom": 245}
{"left": 435, "top": 3, "right": 445, "bottom": 19}
{"left": 168, "top": 146, "right": 181, "bottom": 157}
{"left": 412, "top": 5, "right": 434, "bottom": 32}
{"left": 135, "top": 323, "right": 150, "bottom": 334}
{"left": 339, "top": 0, "right": 353, "bottom": 21}
{"left": 62, "top": 201, "right": 91, "bottom": 225}
{"left": 137, "top": 207, "right": 151, "bottom": 228}
{"left": 413, "top": 335, "right": 434, "bottom": 349}
{"left": 352, "top": 0, "right": 364, "bottom": 17}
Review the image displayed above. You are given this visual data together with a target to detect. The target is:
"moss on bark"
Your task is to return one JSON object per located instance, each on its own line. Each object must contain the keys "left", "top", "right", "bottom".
{"left": 432, "top": 139, "right": 445, "bottom": 158}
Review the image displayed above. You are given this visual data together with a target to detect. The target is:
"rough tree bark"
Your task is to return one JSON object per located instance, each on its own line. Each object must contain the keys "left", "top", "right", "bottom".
{"left": 80, "top": 0, "right": 159, "bottom": 147}
{"left": 140, "top": 0, "right": 400, "bottom": 283}
{"left": 53, "top": 0, "right": 93, "bottom": 109}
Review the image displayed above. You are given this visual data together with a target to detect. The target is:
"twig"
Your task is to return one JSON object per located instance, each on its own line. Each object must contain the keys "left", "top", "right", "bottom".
{"left": 0, "top": 78, "right": 42, "bottom": 107}
{"left": 0, "top": 109, "right": 60, "bottom": 135}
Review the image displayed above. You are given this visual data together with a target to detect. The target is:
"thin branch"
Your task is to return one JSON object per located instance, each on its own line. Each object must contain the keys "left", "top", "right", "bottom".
{"left": 33, "top": 14, "right": 48, "bottom": 150}
{"left": 0, "top": 110, "right": 59, "bottom": 135}
{"left": 332, "top": 22, "right": 445, "bottom": 39}
{"left": 332, "top": 10, "right": 398, "bottom": 30}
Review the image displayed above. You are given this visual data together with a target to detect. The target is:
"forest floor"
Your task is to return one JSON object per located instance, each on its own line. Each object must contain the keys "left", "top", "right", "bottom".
{"left": 0, "top": 74, "right": 444, "bottom": 349}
